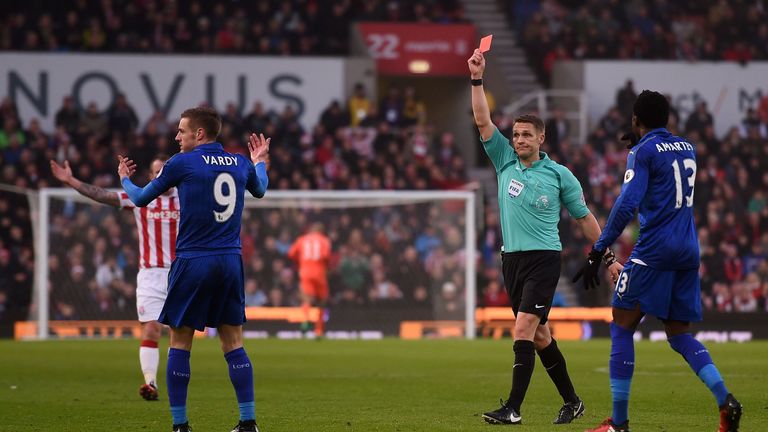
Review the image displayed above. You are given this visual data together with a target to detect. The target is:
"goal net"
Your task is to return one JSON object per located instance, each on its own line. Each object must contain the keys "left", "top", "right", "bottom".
{"left": 0, "top": 185, "right": 38, "bottom": 335}
{"left": 31, "top": 189, "right": 477, "bottom": 340}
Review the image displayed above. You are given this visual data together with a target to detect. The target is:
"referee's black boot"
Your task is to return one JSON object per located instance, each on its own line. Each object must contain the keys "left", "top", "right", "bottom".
{"left": 482, "top": 398, "right": 522, "bottom": 425}
{"left": 553, "top": 397, "right": 585, "bottom": 424}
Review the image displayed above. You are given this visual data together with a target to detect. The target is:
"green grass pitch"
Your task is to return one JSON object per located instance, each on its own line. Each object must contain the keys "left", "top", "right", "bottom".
{"left": 1, "top": 338, "right": 766, "bottom": 431}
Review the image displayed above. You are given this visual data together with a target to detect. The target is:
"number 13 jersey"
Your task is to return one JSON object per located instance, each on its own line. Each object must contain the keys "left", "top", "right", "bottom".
{"left": 595, "top": 128, "right": 699, "bottom": 270}
{"left": 151, "top": 142, "right": 266, "bottom": 258}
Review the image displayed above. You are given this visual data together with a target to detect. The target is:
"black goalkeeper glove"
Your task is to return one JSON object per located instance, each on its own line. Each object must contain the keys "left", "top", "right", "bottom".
{"left": 572, "top": 248, "right": 605, "bottom": 290}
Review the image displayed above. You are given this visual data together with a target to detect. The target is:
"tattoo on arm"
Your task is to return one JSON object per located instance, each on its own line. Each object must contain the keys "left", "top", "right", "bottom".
{"left": 73, "top": 181, "right": 120, "bottom": 207}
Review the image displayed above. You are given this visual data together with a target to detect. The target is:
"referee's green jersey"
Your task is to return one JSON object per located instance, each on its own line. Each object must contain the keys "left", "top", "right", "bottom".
{"left": 482, "top": 127, "right": 590, "bottom": 252}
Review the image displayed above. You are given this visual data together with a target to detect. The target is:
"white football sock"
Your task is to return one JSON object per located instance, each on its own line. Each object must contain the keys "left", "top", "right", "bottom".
{"left": 139, "top": 343, "right": 159, "bottom": 386}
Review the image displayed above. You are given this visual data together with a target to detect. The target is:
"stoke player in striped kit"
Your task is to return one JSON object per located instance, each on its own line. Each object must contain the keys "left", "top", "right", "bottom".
{"left": 118, "top": 187, "right": 179, "bottom": 271}
{"left": 51, "top": 155, "right": 177, "bottom": 401}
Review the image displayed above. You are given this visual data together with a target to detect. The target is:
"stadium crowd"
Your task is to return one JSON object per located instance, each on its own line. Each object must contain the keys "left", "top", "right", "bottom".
{"left": 0, "top": 0, "right": 465, "bottom": 55}
{"left": 1, "top": 0, "right": 767, "bottom": 327}
{"left": 2, "top": 78, "right": 767, "bottom": 324}
{"left": 0, "top": 82, "right": 475, "bottom": 323}
{"left": 509, "top": 0, "right": 768, "bottom": 83}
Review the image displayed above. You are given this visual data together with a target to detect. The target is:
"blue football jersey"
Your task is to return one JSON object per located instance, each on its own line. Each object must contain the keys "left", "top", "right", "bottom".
{"left": 122, "top": 142, "right": 268, "bottom": 258}
{"left": 595, "top": 128, "right": 699, "bottom": 270}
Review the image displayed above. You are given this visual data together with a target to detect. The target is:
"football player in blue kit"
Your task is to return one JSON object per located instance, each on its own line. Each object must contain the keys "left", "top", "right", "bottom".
{"left": 574, "top": 91, "right": 742, "bottom": 432}
{"left": 119, "top": 106, "right": 269, "bottom": 432}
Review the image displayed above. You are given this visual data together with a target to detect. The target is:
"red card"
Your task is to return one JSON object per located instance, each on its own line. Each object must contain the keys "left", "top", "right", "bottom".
{"left": 479, "top": 35, "right": 493, "bottom": 53}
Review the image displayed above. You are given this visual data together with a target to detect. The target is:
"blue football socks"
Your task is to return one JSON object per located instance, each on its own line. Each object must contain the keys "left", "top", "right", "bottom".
{"left": 668, "top": 333, "right": 729, "bottom": 406}
{"left": 609, "top": 323, "right": 635, "bottom": 425}
{"left": 167, "top": 348, "right": 191, "bottom": 425}
{"left": 225, "top": 347, "right": 256, "bottom": 421}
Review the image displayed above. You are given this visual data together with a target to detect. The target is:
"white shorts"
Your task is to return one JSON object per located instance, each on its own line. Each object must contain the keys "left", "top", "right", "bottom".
{"left": 136, "top": 267, "right": 170, "bottom": 322}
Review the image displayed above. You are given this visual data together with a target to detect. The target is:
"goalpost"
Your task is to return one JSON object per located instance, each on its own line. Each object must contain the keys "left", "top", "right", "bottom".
{"left": 34, "top": 188, "right": 478, "bottom": 340}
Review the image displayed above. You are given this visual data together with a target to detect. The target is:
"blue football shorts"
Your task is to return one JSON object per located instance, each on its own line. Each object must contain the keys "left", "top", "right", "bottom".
{"left": 612, "top": 261, "right": 702, "bottom": 322}
{"left": 159, "top": 254, "right": 246, "bottom": 331}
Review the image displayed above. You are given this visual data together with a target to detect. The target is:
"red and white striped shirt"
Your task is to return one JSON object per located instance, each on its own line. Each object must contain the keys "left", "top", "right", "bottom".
{"left": 119, "top": 191, "right": 180, "bottom": 269}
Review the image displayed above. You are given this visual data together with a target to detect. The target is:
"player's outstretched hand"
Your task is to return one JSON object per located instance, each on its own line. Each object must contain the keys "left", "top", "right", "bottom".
{"left": 571, "top": 248, "right": 604, "bottom": 290}
{"left": 117, "top": 155, "right": 137, "bottom": 179}
{"left": 50, "top": 160, "right": 74, "bottom": 185}
{"left": 467, "top": 48, "right": 485, "bottom": 79}
{"left": 248, "top": 132, "right": 271, "bottom": 164}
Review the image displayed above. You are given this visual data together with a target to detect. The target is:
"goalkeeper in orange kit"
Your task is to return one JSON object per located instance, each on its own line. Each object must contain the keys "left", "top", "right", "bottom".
{"left": 288, "top": 222, "right": 332, "bottom": 337}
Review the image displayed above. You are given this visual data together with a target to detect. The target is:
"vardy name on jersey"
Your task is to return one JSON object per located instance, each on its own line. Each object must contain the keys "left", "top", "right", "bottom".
{"left": 201, "top": 155, "right": 239, "bottom": 166}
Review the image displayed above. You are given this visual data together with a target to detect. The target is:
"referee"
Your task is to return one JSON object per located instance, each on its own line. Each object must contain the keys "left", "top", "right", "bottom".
{"left": 468, "top": 48, "right": 623, "bottom": 425}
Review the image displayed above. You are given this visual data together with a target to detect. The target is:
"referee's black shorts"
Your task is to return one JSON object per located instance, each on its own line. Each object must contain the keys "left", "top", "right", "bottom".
{"left": 501, "top": 250, "right": 561, "bottom": 324}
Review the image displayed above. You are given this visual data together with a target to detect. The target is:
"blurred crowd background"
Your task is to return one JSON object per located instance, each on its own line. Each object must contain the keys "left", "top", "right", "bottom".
{"left": 508, "top": 0, "right": 768, "bottom": 83}
{"left": 1, "top": 0, "right": 767, "bottom": 325}
{"left": 0, "top": 0, "right": 466, "bottom": 55}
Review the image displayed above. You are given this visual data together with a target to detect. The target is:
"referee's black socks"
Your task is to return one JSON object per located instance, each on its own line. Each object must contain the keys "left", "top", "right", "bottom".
{"left": 538, "top": 338, "right": 578, "bottom": 403}
{"left": 507, "top": 340, "right": 536, "bottom": 411}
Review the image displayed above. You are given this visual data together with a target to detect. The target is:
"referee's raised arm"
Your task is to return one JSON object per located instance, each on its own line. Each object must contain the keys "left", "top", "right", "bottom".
{"left": 468, "top": 48, "right": 495, "bottom": 140}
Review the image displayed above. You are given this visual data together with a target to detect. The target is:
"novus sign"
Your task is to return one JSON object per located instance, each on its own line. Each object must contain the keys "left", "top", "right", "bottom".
{"left": 1, "top": 53, "right": 346, "bottom": 130}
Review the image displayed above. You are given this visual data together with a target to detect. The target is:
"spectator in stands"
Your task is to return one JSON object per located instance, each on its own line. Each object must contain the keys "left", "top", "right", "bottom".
{"left": 369, "top": 268, "right": 403, "bottom": 302}
{"left": 0, "top": 98, "right": 19, "bottom": 125}
{"left": 391, "top": 246, "right": 431, "bottom": 304}
{"left": 380, "top": 87, "right": 403, "bottom": 127}
{"left": 107, "top": 93, "right": 139, "bottom": 138}
{"left": 542, "top": 44, "right": 570, "bottom": 83}
{"left": 244, "top": 279, "right": 268, "bottom": 307}
{"left": 402, "top": 86, "right": 427, "bottom": 127}
{"left": 348, "top": 83, "right": 372, "bottom": 127}
{"left": 243, "top": 102, "right": 271, "bottom": 135}
{"left": 740, "top": 108, "right": 767, "bottom": 138}
{"left": 79, "top": 102, "right": 108, "bottom": 139}
{"left": 434, "top": 281, "right": 464, "bottom": 319}
{"left": 319, "top": 100, "right": 348, "bottom": 134}
{"left": 221, "top": 102, "right": 244, "bottom": 139}
{"left": 598, "top": 107, "right": 626, "bottom": 138}
{"left": 685, "top": 101, "right": 715, "bottom": 135}
{"left": 545, "top": 106, "right": 569, "bottom": 158}
{"left": 733, "top": 281, "right": 758, "bottom": 312}
{"left": 482, "top": 279, "right": 510, "bottom": 307}
{"left": 0, "top": 117, "right": 25, "bottom": 151}
{"left": 615, "top": 80, "right": 636, "bottom": 124}
{"left": 95, "top": 253, "right": 124, "bottom": 291}
{"left": 265, "top": 286, "right": 287, "bottom": 307}
{"left": 338, "top": 243, "right": 371, "bottom": 304}
{"left": 54, "top": 96, "right": 80, "bottom": 136}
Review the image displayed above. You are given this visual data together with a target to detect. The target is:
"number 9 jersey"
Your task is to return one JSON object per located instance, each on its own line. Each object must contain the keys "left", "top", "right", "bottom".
{"left": 595, "top": 128, "right": 699, "bottom": 271}
{"left": 151, "top": 142, "right": 268, "bottom": 259}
